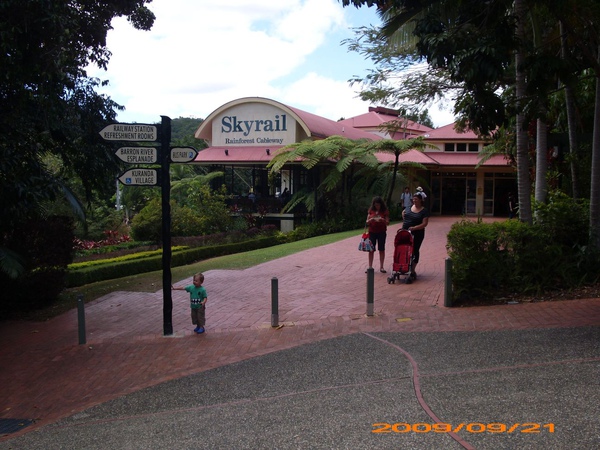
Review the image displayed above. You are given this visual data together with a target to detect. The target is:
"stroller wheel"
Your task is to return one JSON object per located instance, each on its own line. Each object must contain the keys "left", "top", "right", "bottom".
{"left": 405, "top": 277, "right": 412, "bottom": 285}
{"left": 387, "top": 276, "right": 394, "bottom": 284}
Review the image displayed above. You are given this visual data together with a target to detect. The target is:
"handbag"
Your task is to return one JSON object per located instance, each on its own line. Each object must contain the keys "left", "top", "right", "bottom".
{"left": 358, "top": 228, "right": 374, "bottom": 252}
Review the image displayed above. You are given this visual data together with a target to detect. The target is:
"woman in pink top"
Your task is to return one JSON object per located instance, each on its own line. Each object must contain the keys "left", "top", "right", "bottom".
{"left": 366, "top": 196, "right": 390, "bottom": 273}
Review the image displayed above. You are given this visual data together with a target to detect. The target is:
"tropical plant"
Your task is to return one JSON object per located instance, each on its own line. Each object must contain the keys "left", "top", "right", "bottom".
{"left": 267, "top": 136, "right": 380, "bottom": 219}
{"left": 170, "top": 171, "right": 224, "bottom": 207}
{"left": 342, "top": 0, "right": 600, "bottom": 248}
{"left": 361, "top": 133, "right": 428, "bottom": 206}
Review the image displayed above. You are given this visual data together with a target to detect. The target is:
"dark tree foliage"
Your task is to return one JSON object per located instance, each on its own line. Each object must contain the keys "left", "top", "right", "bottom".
{"left": 340, "top": 0, "right": 392, "bottom": 8}
{"left": 340, "top": 0, "right": 518, "bottom": 133}
{"left": 171, "top": 117, "right": 207, "bottom": 150}
{"left": 0, "top": 0, "right": 154, "bottom": 300}
{"left": 0, "top": 0, "right": 155, "bottom": 229}
{"left": 0, "top": 216, "right": 75, "bottom": 314}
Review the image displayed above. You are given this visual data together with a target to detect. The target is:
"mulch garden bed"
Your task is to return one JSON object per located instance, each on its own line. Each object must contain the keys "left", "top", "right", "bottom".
{"left": 454, "top": 282, "right": 600, "bottom": 307}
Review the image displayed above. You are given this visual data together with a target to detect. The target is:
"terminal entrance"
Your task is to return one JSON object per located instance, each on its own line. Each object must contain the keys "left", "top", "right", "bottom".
{"left": 430, "top": 172, "right": 476, "bottom": 215}
{"left": 441, "top": 177, "right": 469, "bottom": 214}
{"left": 429, "top": 171, "right": 516, "bottom": 216}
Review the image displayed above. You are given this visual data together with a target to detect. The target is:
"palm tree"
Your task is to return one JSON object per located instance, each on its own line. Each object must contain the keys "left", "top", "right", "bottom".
{"left": 360, "top": 136, "right": 428, "bottom": 206}
{"left": 560, "top": 20, "right": 581, "bottom": 199}
{"left": 514, "top": 0, "right": 532, "bottom": 223}
{"left": 268, "top": 136, "right": 380, "bottom": 218}
{"left": 591, "top": 49, "right": 600, "bottom": 249}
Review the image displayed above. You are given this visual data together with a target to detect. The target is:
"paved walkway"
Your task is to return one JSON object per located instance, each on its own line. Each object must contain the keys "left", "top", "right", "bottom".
{"left": 1, "top": 216, "right": 599, "bottom": 448}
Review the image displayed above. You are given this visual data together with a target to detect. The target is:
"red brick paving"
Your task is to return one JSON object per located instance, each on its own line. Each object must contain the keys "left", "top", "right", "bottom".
{"left": 1, "top": 216, "right": 599, "bottom": 439}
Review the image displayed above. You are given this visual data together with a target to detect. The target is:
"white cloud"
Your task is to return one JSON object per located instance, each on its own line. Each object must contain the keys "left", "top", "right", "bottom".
{"left": 429, "top": 102, "right": 456, "bottom": 128}
{"left": 88, "top": 0, "right": 454, "bottom": 127}
{"left": 279, "top": 72, "right": 370, "bottom": 121}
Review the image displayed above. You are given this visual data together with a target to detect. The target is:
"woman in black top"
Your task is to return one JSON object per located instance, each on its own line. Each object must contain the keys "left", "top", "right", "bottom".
{"left": 402, "top": 192, "right": 429, "bottom": 282}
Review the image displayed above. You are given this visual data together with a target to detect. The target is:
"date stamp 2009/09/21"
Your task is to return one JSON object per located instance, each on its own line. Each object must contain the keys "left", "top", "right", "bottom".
{"left": 372, "top": 423, "right": 555, "bottom": 434}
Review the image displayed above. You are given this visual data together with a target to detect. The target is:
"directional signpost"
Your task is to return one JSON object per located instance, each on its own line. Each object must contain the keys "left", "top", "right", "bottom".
{"left": 100, "top": 119, "right": 200, "bottom": 335}
{"left": 115, "top": 147, "right": 158, "bottom": 164}
{"left": 101, "top": 118, "right": 172, "bottom": 335}
{"left": 170, "top": 147, "right": 198, "bottom": 163}
{"left": 159, "top": 117, "right": 173, "bottom": 336}
{"left": 99, "top": 124, "right": 158, "bottom": 142}
{"left": 117, "top": 168, "right": 159, "bottom": 186}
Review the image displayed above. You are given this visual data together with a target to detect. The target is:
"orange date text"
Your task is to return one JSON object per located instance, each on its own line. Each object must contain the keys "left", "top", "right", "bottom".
{"left": 372, "top": 422, "right": 555, "bottom": 434}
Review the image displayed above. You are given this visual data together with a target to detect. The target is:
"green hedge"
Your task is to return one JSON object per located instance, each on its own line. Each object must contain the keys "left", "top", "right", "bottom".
{"left": 446, "top": 218, "right": 596, "bottom": 302}
{"left": 68, "top": 246, "right": 189, "bottom": 269}
{"left": 66, "top": 236, "right": 280, "bottom": 287}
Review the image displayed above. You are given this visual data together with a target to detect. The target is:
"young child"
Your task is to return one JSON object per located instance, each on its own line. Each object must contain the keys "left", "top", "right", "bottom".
{"left": 172, "top": 273, "right": 207, "bottom": 334}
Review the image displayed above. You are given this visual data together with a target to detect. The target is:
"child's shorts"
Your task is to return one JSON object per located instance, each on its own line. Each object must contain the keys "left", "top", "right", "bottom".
{"left": 191, "top": 306, "right": 205, "bottom": 326}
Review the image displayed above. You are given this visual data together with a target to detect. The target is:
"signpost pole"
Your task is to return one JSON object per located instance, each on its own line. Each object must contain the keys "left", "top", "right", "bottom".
{"left": 161, "top": 116, "right": 173, "bottom": 336}
{"left": 101, "top": 120, "right": 172, "bottom": 335}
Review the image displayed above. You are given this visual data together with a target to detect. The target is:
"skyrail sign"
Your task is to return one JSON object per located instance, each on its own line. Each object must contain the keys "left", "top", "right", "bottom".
{"left": 100, "top": 123, "right": 158, "bottom": 141}
{"left": 211, "top": 103, "right": 297, "bottom": 146}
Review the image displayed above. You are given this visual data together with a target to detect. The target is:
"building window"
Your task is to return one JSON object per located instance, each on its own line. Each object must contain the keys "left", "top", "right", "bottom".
{"left": 444, "top": 143, "right": 479, "bottom": 152}
{"left": 299, "top": 169, "right": 309, "bottom": 188}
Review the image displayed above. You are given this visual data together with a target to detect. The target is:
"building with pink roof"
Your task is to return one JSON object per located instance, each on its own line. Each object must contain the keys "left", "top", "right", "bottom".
{"left": 194, "top": 97, "right": 515, "bottom": 220}
{"left": 338, "top": 106, "right": 432, "bottom": 140}
{"left": 340, "top": 109, "right": 515, "bottom": 215}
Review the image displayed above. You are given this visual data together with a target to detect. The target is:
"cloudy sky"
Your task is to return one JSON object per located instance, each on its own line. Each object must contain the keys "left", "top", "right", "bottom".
{"left": 88, "top": 0, "right": 455, "bottom": 127}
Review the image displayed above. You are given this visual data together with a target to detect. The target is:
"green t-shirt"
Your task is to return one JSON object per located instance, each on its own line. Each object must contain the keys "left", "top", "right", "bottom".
{"left": 185, "top": 285, "right": 207, "bottom": 309}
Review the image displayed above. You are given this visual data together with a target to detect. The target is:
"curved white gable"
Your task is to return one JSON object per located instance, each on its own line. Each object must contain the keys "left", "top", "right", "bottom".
{"left": 195, "top": 97, "right": 311, "bottom": 146}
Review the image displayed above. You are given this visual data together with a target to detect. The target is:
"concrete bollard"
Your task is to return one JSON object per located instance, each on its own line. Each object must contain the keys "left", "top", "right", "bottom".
{"left": 271, "top": 277, "right": 279, "bottom": 327}
{"left": 77, "top": 294, "right": 86, "bottom": 344}
{"left": 366, "top": 267, "right": 374, "bottom": 316}
{"left": 444, "top": 258, "right": 453, "bottom": 307}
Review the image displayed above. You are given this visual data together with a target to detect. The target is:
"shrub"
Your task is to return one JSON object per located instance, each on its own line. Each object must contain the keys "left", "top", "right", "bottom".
{"left": 66, "top": 236, "right": 280, "bottom": 287}
{"left": 187, "top": 184, "right": 233, "bottom": 233}
{"left": 76, "top": 206, "right": 127, "bottom": 242}
{"left": 282, "top": 214, "right": 365, "bottom": 243}
{"left": 68, "top": 246, "right": 188, "bottom": 270}
{"left": 130, "top": 197, "right": 162, "bottom": 241}
{"left": 447, "top": 213, "right": 599, "bottom": 303}
{"left": 533, "top": 191, "right": 589, "bottom": 248}
{"left": 73, "top": 230, "right": 131, "bottom": 252}
{"left": 447, "top": 220, "right": 510, "bottom": 299}
{"left": 74, "top": 240, "right": 154, "bottom": 258}
{"left": 1, "top": 216, "right": 74, "bottom": 313}
{"left": 170, "top": 225, "right": 277, "bottom": 248}
{"left": 172, "top": 205, "right": 204, "bottom": 237}
{"left": 130, "top": 185, "right": 234, "bottom": 241}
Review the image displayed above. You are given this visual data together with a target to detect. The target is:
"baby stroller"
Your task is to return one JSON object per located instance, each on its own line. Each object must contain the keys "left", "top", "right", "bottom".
{"left": 387, "top": 229, "right": 414, "bottom": 284}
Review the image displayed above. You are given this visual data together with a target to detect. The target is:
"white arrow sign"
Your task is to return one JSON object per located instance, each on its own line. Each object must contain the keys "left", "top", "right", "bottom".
{"left": 117, "top": 168, "right": 159, "bottom": 186}
{"left": 100, "top": 124, "right": 158, "bottom": 141}
{"left": 170, "top": 147, "right": 198, "bottom": 163}
{"left": 115, "top": 147, "right": 158, "bottom": 164}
